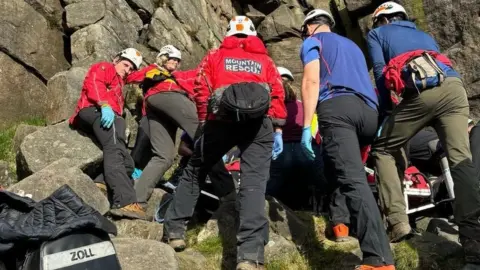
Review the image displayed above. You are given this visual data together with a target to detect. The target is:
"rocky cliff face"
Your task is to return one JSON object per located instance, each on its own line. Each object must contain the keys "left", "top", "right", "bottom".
{"left": 1, "top": 0, "right": 479, "bottom": 128}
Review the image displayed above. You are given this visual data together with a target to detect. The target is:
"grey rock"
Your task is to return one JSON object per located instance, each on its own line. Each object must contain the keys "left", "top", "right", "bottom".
{"left": 176, "top": 249, "right": 207, "bottom": 270}
{"left": 45, "top": 67, "right": 89, "bottom": 125}
{"left": 7, "top": 158, "right": 110, "bottom": 214}
{"left": 13, "top": 124, "right": 42, "bottom": 155}
{"left": 25, "top": 0, "right": 64, "bottom": 29}
{"left": 0, "top": 52, "right": 48, "bottom": 130}
{"left": 0, "top": 161, "right": 13, "bottom": 188}
{"left": 66, "top": 0, "right": 106, "bottom": 30}
{"left": 112, "top": 238, "right": 179, "bottom": 270}
{"left": 265, "top": 232, "right": 300, "bottom": 263}
{"left": 0, "top": 0, "right": 70, "bottom": 80}
{"left": 17, "top": 121, "right": 102, "bottom": 179}
{"left": 114, "top": 219, "right": 164, "bottom": 241}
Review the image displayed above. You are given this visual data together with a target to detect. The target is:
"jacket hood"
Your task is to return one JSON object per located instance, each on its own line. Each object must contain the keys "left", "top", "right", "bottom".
{"left": 220, "top": 36, "right": 268, "bottom": 55}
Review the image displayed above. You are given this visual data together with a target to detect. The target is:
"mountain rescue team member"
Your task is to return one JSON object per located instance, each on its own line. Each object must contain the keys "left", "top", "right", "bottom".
{"left": 368, "top": 3, "right": 480, "bottom": 265}
{"left": 69, "top": 48, "right": 146, "bottom": 219}
{"left": 266, "top": 66, "right": 325, "bottom": 210}
{"left": 163, "top": 16, "right": 287, "bottom": 270}
{"left": 177, "top": 131, "right": 237, "bottom": 200}
{"left": 300, "top": 9, "right": 395, "bottom": 270}
{"left": 131, "top": 45, "right": 200, "bottom": 207}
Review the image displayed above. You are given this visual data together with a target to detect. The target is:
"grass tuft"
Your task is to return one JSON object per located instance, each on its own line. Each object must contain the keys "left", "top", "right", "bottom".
{"left": 0, "top": 118, "right": 46, "bottom": 175}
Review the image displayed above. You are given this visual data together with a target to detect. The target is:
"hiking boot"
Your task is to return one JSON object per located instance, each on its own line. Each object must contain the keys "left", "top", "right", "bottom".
{"left": 333, "top": 223, "right": 352, "bottom": 242}
{"left": 109, "top": 203, "right": 146, "bottom": 220}
{"left": 236, "top": 261, "right": 265, "bottom": 270}
{"left": 169, "top": 239, "right": 186, "bottom": 252}
{"left": 95, "top": 183, "right": 108, "bottom": 197}
{"left": 388, "top": 222, "right": 413, "bottom": 243}
{"left": 355, "top": 265, "right": 395, "bottom": 270}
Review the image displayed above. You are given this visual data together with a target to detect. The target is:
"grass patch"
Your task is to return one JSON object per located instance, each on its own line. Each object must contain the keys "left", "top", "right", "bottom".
{"left": 0, "top": 118, "right": 46, "bottom": 174}
{"left": 393, "top": 242, "right": 420, "bottom": 270}
{"left": 267, "top": 252, "right": 308, "bottom": 270}
{"left": 195, "top": 236, "right": 223, "bottom": 255}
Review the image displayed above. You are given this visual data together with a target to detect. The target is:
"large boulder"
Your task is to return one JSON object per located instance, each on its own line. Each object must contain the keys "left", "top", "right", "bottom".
{"left": 145, "top": 188, "right": 171, "bottom": 221}
{"left": 114, "top": 219, "right": 164, "bottom": 241}
{"left": 0, "top": 0, "right": 70, "bottom": 81}
{"left": 65, "top": 0, "right": 106, "bottom": 31}
{"left": 147, "top": 7, "right": 202, "bottom": 70}
{"left": 112, "top": 238, "right": 179, "bottom": 270}
{"left": 25, "top": 0, "right": 64, "bottom": 29}
{"left": 266, "top": 37, "right": 304, "bottom": 88}
{"left": 45, "top": 67, "right": 89, "bottom": 125}
{"left": 70, "top": 0, "right": 143, "bottom": 68}
{"left": 17, "top": 121, "right": 102, "bottom": 179}
{"left": 7, "top": 158, "right": 110, "bottom": 214}
{"left": 0, "top": 52, "right": 49, "bottom": 129}
{"left": 257, "top": 3, "right": 304, "bottom": 42}
{"left": 12, "top": 124, "right": 42, "bottom": 155}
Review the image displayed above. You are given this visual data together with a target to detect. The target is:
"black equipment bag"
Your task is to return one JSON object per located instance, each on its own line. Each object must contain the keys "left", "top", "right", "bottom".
{"left": 20, "top": 230, "right": 121, "bottom": 270}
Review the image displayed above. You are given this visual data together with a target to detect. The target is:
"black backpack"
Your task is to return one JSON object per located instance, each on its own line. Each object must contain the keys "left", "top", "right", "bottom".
{"left": 214, "top": 82, "right": 271, "bottom": 122}
{"left": 19, "top": 230, "right": 121, "bottom": 270}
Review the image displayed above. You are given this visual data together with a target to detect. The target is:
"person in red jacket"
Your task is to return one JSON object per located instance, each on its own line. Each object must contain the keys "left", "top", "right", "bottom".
{"left": 128, "top": 45, "right": 204, "bottom": 207}
{"left": 163, "top": 16, "right": 287, "bottom": 270}
{"left": 69, "top": 48, "right": 146, "bottom": 219}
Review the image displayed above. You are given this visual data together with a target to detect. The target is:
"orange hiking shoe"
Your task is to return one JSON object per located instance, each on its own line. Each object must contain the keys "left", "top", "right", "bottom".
{"left": 95, "top": 183, "right": 108, "bottom": 197}
{"left": 355, "top": 265, "right": 396, "bottom": 270}
{"left": 333, "top": 223, "right": 350, "bottom": 242}
{"left": 109, "top": 203, "right": 146, "bottom": 220}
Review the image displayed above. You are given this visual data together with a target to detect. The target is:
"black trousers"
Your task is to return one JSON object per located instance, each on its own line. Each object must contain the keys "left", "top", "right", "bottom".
{"left": 164, "top": 117, "right": 273, "bottom": 264}
{"left": 318, "top": 95, "right": 394, "bottom": 266}
{"left": 76, "top": 107, "right": 136, "bottom": 208}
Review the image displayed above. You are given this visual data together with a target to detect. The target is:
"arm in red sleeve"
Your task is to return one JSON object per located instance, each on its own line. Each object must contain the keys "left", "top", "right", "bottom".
{"left": 126, "top": 64, "right": 157, "bottom": 84}
{"left": 266, "top": 59, "right": 287, "bottom": 126}
{"left": 83, "top": 64, "right": 110, "bottom": 107}
{"left": 194, "top": 52, "right": 214, "bottom": 122}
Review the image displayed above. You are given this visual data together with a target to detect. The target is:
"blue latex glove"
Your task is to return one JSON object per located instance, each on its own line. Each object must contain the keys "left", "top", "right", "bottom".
{"left": 272, "top": 131, "right": 283, "bottom": 160}
{"left": 100, "top": 105, "right": 115, "bottom": 128}
{"left": 132, "top": 168, "right": 143, "bottom": 180}
{"left": 301, "top": 126, "right": 315, "bottom": 160}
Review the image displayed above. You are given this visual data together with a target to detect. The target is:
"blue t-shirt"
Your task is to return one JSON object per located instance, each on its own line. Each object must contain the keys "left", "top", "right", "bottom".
{"left": 300, "top": 32, "right": 378, "bottom": 111}
{"left": 367, "top": 21, "right": 459, "bottom": 111}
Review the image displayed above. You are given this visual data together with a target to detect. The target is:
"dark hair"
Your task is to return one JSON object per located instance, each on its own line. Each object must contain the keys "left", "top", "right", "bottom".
{"left": 307, "top": 15, "right": 333, "bottom": 28}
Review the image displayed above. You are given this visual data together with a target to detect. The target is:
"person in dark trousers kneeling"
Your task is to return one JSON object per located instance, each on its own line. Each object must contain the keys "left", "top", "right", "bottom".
{"left": 163, "top": 16, "right": 287, "bottom": 270}
{"left": 299, "top": 9, "right": 394, "bottom": 270}
{"left": 69, "top": 48, "right": 146, "bottom": 220}
{"left": 266, "top": 66, "right": 325, "bottom": 211}
{"left": 368, "top": 3, "right": 480, "bottom": 267}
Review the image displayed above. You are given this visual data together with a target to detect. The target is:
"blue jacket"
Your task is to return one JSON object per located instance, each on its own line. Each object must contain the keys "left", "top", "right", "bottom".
{"left": 367, "top": 21, "right": 459, "bottom": 111}
{"left": 300, "top": 32, "right": 378, "bottom": 111}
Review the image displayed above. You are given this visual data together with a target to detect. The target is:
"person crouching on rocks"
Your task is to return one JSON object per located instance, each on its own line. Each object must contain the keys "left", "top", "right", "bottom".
{"left": 69, "top": 48, "right": 146, "bottom": 220}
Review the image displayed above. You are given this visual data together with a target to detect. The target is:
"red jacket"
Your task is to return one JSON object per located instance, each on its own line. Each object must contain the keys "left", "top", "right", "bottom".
{"left": 69, "top": 62, "right": 140, "bottom": 125}
{"left": 129, "top": 64, "right": 198, "bottom": 115}
{"left": 194, "top": 36, "right": 287, "bottom": 126}
{"left": 383, "top": 50, "right": 452, "bottom": 95}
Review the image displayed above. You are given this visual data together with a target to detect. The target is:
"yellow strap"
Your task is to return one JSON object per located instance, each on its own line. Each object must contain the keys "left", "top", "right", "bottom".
{"left": 311, "top": 113, "right": 318, "bottom": 138}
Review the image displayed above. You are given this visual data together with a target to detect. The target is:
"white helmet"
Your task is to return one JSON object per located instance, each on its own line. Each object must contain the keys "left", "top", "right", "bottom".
{"left": 118, "top": 48, "right": 142, "bottom": 69}
{"left": 372, "top": 2, "right": 408, "bottom": 22}
{"left": 468, "top": 118, "right": 474, "bottom": 125}
{"left": 303, "top": 9, "right": 335, "bottom": 28}
{"left": 226, "top": 16, "right": 257, "bottom": 37}
{"left": 157, "top": 45, "right": 182, "bottom": 60}
{"left": 277, "top": 67, "right": 294, "bottom": 81}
